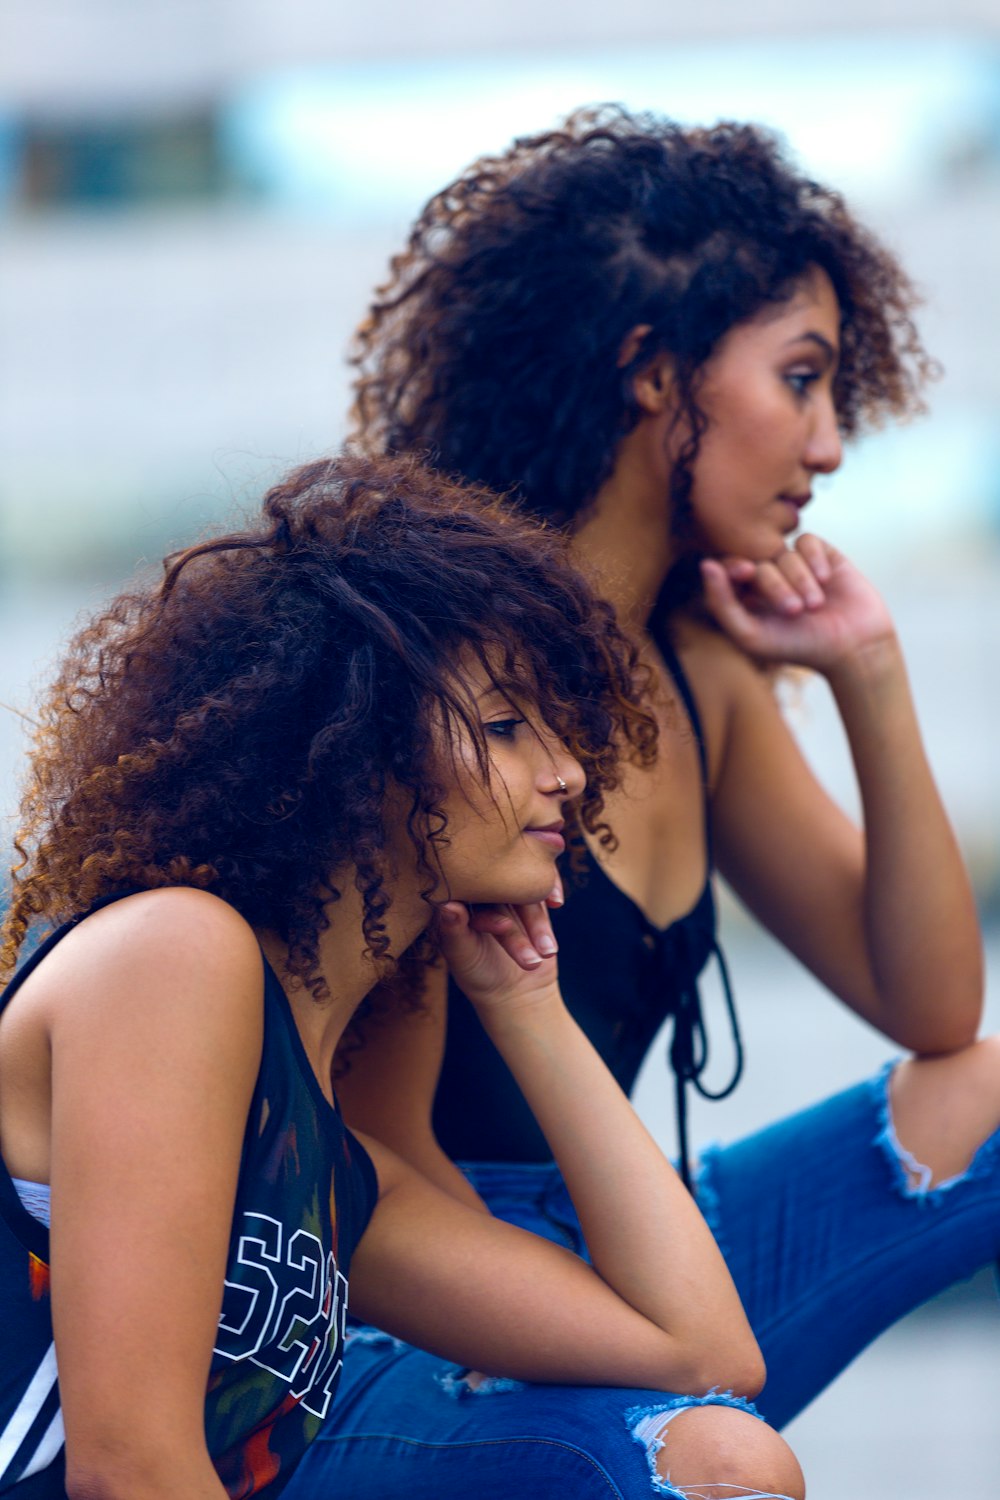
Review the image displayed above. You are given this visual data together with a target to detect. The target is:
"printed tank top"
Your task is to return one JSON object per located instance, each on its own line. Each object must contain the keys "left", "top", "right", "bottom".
{"left": 0, "top": 898, "right": 378, "bottom": 1499}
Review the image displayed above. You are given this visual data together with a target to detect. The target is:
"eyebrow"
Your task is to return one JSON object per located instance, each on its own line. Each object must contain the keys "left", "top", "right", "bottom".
{"left": 785, "top": 331, "right": 839, "bottom": 366}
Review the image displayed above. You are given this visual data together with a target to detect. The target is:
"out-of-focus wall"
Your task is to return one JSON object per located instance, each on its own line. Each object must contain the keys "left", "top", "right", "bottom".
{"left": 2, "top": 14, "right": 999, "bottom": 1500}
{"left": 2, "top": 8, "right": 1000, "bottom": 896}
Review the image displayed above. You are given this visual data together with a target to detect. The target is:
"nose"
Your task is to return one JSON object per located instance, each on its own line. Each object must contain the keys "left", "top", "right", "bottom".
{"left": 805, "top": 392, "right": 843, "bottom": 475}
{"left": 541, "top": 733, "right": 586, "bottom": 801}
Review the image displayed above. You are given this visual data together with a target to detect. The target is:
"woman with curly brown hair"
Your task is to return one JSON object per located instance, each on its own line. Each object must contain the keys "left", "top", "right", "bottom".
{"left": 317, "top": 105, "right": 1000, "bottom": 1491}
{"left": 0, "top": 452, "right": 809, "bottom": 1500}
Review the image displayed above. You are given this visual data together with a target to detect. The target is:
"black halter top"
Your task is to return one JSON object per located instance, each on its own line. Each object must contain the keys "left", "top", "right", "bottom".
{"left": 433, "top": 629, "right": 743, "bottom": 1185}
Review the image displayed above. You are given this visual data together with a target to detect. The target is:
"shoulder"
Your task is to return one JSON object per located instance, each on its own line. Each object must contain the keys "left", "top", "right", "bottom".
{"left": 668, "top": 616, "right": 778, "bottom": 786}
{"left": 61, "top": 886, "right": 259, "bottom": 983}
{"left": 27, "top": 889, "right": 264, "bottom": 1057}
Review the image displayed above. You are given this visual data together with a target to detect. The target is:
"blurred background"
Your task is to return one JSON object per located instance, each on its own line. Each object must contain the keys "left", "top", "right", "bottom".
{"left": 1, "top": 2, "right": 998, "bottom": 1494}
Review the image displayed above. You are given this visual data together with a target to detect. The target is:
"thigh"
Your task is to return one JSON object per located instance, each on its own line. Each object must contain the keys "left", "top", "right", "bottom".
{"left": 698, "top": 1064, "right": 1000, "bottom": 1429}
{"left": 289, "top": 1334, "right": 766, "bottom": 1500}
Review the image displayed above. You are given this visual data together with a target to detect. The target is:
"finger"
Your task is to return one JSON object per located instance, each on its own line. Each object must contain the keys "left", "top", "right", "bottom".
{"left": 438, "top": 901, "right": 469, "bottom": 930}
{"left": 515, "top": 899, "right": 558, "bottom": 959}
{"left": 467, "top": 904, "right": 516, "bottom": 935}
{"left": 437, "top": 903, "right": 512, "bottom": 982}
{"left": 747, "top": 560, "right": 807, "bottom": 616}
{"left": 700, "top": 559, "right": 765, "bottom": 650}
{"left": 795, "top": 532, "right": 833, "bottom": 583}
{"left": 774, "top": 548, "right": 825, "bottom": 609}
{"left": 547, "top": 871, "right": 564, "bottom": 908}
{"left": 719, "top": 556, "right": 758, "bottom": 584}
{"left": 468, "top": 903, "right": 544, "bottom": 969}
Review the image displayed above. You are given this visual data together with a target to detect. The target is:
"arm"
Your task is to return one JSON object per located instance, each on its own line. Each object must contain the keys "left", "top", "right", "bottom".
{"left": 348, "top": 903, "right": 763, "bottom": 1397}
{"left": 336, "top": 888, "right": 565, "bottom": 1208}
{"left": 700, "top": 537, "right": 983, "bottom": 1052}
{"left": 335, "top": 964, "right": 488, "bottom": 1211}
{"left": 43, "top": 890, "right": 264, "bottom": 1500}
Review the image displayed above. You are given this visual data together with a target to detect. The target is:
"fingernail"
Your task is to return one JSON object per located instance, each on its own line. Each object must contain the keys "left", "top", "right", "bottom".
{"left": 522, "top": 952, "right": 544, "bottom": 968}
{"left": 536, "top": 935, "right": 558, "bottom": 957}
{"left": 439, "top": 906, "right": 461, "bottom": 926}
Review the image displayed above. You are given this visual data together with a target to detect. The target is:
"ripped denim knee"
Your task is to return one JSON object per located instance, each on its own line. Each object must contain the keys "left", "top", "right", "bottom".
{"left": 627, "top": 1395, "right": 798, "bottom": 1500}
{"left": 872, "top": 1058, "right": 1000, "bottom": 1201}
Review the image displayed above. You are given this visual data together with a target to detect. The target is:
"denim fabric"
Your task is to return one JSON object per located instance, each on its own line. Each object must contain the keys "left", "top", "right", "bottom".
{"left": 284, "top": 1065, "right": 1000, "bottom": 1497}
{"left": 695, "top": 1063, "right": 1000, "bottom": 1428}
{"left": 287, "top": 1337, "right": 767, "bottom": 1499}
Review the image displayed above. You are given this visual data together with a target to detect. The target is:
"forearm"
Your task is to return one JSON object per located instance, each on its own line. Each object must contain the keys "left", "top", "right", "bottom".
{"left": 481, "top": 995, "right": 760, "bottom": 1387}
{"left": 827, "top": 635, "right": 983, "bottom": 1049}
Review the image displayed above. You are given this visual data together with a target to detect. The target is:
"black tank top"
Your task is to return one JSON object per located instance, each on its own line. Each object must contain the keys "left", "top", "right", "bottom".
{"left": 434, "top": 631, "right": 742, "bottom": 1175}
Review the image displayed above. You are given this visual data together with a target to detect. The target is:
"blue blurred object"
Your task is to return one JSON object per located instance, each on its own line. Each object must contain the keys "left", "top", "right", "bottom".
{"left": 0, "top": 113, "right": 24, "bottom": 211}
{"left": 219, "top": 37, "right": 1000, "bottom": 222}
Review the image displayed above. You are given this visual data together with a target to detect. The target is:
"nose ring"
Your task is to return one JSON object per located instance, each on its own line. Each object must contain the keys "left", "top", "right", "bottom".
{"left": 556, "top": 776, "right": 568, "bottom": 794}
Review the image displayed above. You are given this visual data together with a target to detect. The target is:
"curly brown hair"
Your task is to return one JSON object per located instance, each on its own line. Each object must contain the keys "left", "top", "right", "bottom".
{"left": 350, "top": 104, "right": 934, "bottom": 554}
{"left": 2, "top": 452, "right": 655, "bottom": 992}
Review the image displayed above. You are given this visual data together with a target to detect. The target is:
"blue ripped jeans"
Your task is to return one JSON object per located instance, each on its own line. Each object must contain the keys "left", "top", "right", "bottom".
{"left": 285, "top": 1065, "right": 1000, "bottom": 1499}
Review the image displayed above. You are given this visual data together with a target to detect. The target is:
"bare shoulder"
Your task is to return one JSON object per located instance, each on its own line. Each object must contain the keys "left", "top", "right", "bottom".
{"left": 668, "top": 616, "right": 777, "bottom": 785}
{"left": 22, "top": 887, "right": 264, "bottom": 1043}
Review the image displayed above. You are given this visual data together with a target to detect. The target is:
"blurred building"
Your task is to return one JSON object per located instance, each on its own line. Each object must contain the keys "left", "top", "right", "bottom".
{"left": 3, "top": 2, "right": 1000, "bottom": 888}
{"left": 1, "top": 9, "right": 999, "bottom": 1499}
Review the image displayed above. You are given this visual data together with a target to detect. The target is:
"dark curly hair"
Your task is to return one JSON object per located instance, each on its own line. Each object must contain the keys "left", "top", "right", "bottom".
{"left": 350, "top": 104, "right": 934, "bottom": 550}
{"left": 2, "top": 453, "right": 655, "bottom": 995}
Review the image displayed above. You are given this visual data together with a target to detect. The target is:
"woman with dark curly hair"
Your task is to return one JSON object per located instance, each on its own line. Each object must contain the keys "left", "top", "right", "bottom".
{"left": 0, "top": 452, "right": 808, "bottom": 1500}
{"left": 318, "top": 105, "right": 1000, "bottom": 1490}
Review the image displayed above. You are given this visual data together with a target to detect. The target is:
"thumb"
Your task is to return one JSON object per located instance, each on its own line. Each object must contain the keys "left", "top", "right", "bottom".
{"left": 435, "top": 901, "right": 494, "bottom": 983}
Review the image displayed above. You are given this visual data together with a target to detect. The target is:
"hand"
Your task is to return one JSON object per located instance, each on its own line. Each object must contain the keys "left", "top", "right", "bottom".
{"left": 435, "top": 885, "right": 563, "bottom": 1021}
{"left": 700, "top": 534, "right": 897, "bottom": 673}
{"left": 463, "top": 870, "right": 563, "bottom": 968}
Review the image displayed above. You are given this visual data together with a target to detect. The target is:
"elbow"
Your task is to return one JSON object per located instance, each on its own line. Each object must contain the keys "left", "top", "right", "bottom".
{"left": 66, "top": 1471, "right": 129, "bottom": 1500}
{"left": 729, "top": 1345, "right": 766, "bottom": 1400}
{"left": 665, "top": 1333, "right": 766, "bottom": 1402}
{"left": 900, "top": 1005, "right": 983, "bottom": 1059}
{"left": 66, "top": 1446, "right": 207, "bottom": 1500}
{"left": 700, "top": 1344, "right": 766, "bottom": 1401}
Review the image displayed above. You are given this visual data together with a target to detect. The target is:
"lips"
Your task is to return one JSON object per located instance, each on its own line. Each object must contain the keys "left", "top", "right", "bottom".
{"left": 525, "top": 820, "right": 565, "bottom": 853}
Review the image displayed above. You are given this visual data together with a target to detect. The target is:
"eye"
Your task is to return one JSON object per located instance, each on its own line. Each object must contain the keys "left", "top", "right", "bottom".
{"left": 786, "top": 369, "right": 820, "bottom": 397}
{"left": 485, "top": 717, "right": 526, "bottom": 741}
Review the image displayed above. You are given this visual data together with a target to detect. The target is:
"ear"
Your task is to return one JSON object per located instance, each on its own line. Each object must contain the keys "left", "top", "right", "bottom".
{"left": 617, "top": 325, "right": 674, "bottom": 416}
{"left": 616, "top": 323, "right": 652, "bottom": 368}
{"left": 632, "top": 351, "right": 675, "bottom": 417}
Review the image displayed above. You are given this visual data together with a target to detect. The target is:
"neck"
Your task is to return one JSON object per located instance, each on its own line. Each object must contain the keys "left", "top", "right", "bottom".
{"left": 256, "top": 868, "right": 430, "bottom": 1090}
{"left": 572, "top": 420, "right": 679, "bottom": 636}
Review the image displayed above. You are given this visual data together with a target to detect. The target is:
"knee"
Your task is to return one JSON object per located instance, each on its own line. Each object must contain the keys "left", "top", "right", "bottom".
{"left": 649, "top": 1405, "right": 805, "bottom": 1499}
{"left": 891, "top": 1035, "right": 1000, "bottom": 1187}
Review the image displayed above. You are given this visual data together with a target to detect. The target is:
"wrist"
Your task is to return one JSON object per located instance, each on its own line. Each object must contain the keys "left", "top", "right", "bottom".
{"left": 470, "top": 983, "right": 571, "bottom": 1045}
{"left": 823, "top": 631, "right": 904, "bottom": 696}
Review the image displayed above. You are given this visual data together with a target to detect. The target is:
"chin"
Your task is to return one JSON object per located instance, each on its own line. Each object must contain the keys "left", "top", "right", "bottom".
{"left": 467, "top": 873, "right": 555, "bottom": 909}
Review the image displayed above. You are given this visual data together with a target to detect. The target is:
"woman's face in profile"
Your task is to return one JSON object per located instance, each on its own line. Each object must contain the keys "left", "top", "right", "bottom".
{"left": 682, "top": 266, "right": 844, "bottom": 561}
{"left": 426, "top": 656, "right": 585, "bottom": 910}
